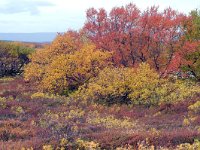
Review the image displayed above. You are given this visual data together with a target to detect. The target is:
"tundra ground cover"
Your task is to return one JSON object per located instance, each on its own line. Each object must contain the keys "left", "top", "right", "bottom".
{"left": 0, "top": 77, "right": 200, "bottom": 149}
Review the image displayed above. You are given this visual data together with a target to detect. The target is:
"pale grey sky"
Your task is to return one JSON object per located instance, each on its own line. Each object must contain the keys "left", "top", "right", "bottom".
{"left": 0, "top": 0, "right": 199, "bottom": 33}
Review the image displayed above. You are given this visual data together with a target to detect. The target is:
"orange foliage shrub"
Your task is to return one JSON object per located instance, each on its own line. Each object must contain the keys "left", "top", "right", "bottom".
{"left": 24, "top": 32, "right": 111, "bottom": 94}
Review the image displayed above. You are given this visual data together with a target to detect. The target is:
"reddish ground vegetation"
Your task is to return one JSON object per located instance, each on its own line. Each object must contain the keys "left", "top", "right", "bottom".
{"left": 0, "top": 77, "right": 200, "bottom": 149}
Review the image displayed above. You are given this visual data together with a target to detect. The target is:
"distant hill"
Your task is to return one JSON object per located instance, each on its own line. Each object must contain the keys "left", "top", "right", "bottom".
{"left": 0, "top": 32, "right": 58, "bottom": 43}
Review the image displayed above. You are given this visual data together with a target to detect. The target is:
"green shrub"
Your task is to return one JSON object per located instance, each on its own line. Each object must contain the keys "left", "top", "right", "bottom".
{"left": 0, "top": 41, "right": 34, "bottom": 77}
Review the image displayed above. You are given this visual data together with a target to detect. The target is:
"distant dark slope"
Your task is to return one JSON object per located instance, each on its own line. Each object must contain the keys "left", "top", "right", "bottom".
{"left": 0, "top": 32, "right": 58, "bottom": 43}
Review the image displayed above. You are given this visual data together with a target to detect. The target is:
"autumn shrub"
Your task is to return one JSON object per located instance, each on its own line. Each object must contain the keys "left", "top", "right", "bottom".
{"left": 11, "top": 106, "right": 25, "bottom": 115}
{"left": 24, "top": 32, "right": 111, "bottom": 94}
{"left": 188, "top": 101, "right": 200, "bottom": 114}
{"left": 31, "top": 92, "right": 46, "bottom": 99}
{"left": 183, "top": 100, "right": 200, "bottom": 126}
{"left": 127, "top": 140, "right": 200, "bottom": 150}
{"left": 39, "top": 108, "right": 86, "bottom": 139}
{"left": 42, "top": 145, "right": 54, "bottom": 150}
{"left": 181, "top": 10, "right": 200, "bottom": 80}
{"left": 176, "top": 139, "right": 200, "bottom": 150}
{"left": 42, "top": 138, "right": 100, "bottom": 150}
{"left": 0, "top": 41, "right": 34, "bottom": 77}
{"left": 0, "top": 97, "right": 7, "bottom": 109}
{"left": 116, "top": 144, "right": 135, "bottom": 150}
{"left": 75, "top": 138, "right": 100, "bottom": 150}
{"left": 86, "top": 111, "right": 135, "bottom": 129}
{"left": 39, "top": 138, "right": 200, "bottom": 150}
{"left": 83, "top": 3, "right": 200, "bottom": 78}
{"left": 74, "top": 63, "right": 200, "bottom": 106}
{"left": 0, "top": 77, "right": 14, "bottom": 82}
{"left": 30, "top": 92, "right": 57, "bottom": 99}
{"left": 0, "top": 120, "right": 38, "bottom": 141}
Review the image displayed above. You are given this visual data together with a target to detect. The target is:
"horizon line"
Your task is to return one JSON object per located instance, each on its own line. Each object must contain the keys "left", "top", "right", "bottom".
{"left": 0, "top": 32, "right": 64, "bottom": 34}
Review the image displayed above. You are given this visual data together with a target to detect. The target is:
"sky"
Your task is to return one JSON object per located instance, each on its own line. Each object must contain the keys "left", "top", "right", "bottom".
{"left": 0, "top": 0, "right": 199, "bottom": 33}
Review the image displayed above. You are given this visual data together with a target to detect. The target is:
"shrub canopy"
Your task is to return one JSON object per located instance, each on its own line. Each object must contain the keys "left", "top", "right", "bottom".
{"left": 24, "top": 32, "right": 111, "bottom": 94}
{"left": 74, "top": 63, "right": 200, "bottom": 106}
{"left": 0, "top": 41, "right": 34, "bottom": 77}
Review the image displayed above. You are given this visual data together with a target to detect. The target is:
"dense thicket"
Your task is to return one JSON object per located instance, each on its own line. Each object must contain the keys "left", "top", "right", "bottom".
{"left": 24, "top": 32, "right": 111, "bottom": 94}
{"left": 24, "top": 5, "right": 200, "bottom": 106}
{"left": 0, "top": 42, "right": 34, "bottom": 77}
{"left": 181, "top": 10, "right": 200, "bottom": 80}
{"left": 74, "top": 63, "right": 200, "bottom": 106}
{"left": 84, "top": 4, "right": 200, "bottom": 76}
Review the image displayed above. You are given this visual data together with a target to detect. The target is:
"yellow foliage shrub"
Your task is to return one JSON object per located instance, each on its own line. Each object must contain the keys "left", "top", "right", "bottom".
{"left": 116, "top": 140, "right": 200, "bottom": 150}
{"left": 75, "top": 138, "right": 100, "bottom": 150}
{"left": 175, "top": 140, "right": 200, "bottom": 150}
{"left": 42, "top": 145, "right": 53, "bottom": 150}
{"left": 24, "top": 32, "right": 111, "bottom": 94}
{"left": 184, "top": 100, "right": 200, "bottom": 126}
{"left": 21, "top": 147, "right": 34, "bottom": 150}
{"left": 74, "top": 63, "right": 200, "bottom": 106}
{"left": 0, "top": 97, "right": 6, "bottom": 109}
{"left": 188, "top": 101, "right": 200, "bottom": 114}
{"left": 86, "top": 111, "right": 135, "bottom": 129}
{"left": 0, "top": 77, "right": 14, "bottom": 82}
{"left": 11, "top": 106, "right": 24, "bottom": 115}
{"left": 182, "top": 118, "right": 191, "bottom": 126}
{"left": 66, "top": 109, "right": 85, "bottom": 120}
{"left": 31, "top": 92, "right": 57, "bottom": 99}
{"left": 31, "top": 92, "right": 46, "bottom": 99}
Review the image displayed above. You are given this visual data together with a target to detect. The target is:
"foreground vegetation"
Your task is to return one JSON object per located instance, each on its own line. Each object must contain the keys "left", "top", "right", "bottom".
{"left": 0, "top": 3, "right": 200, "bottom": 150}
{"left": 1, "top": 77, "right": 200, "bottom": 149}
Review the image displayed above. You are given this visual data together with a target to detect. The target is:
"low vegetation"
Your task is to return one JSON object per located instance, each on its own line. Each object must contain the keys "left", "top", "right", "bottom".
{"left": 0, "top": 77, "right": 200, "bottom": 149}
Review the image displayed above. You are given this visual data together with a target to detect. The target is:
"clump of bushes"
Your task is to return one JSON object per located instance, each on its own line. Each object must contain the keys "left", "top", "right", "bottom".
{"left": 31, "top": 92, "right": 58, "bottom": 99}
{"left": 86, "top": 111, "right": 135, "bottom": 129}
{"left": 0, "top": 41, "right": 34, "bottom": 77}
{"left": 0, "top": 97, "right": 7, "bottom": 109}
{"left": 74, "top": 63, "right": 200, "bottom": 106}
{"left": 23, "top": 31, "right": 200, "bottom": 107}
{"left": 183, "top": 100, "right": 200, "bottom": 126}
{"left": 75, "top": 138, "right": 100, "bottom": 150}
{"left": 176, "top": 140, "right": 200, "bottom": 150}
{"left": 24, "top": 32, "right": 111, "bottom": 94}
{"left": 188, "top": 101, "right": 200, "bottom": 114}
{"left": 42, "top": 138, "right": 100, "bottom": 150}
